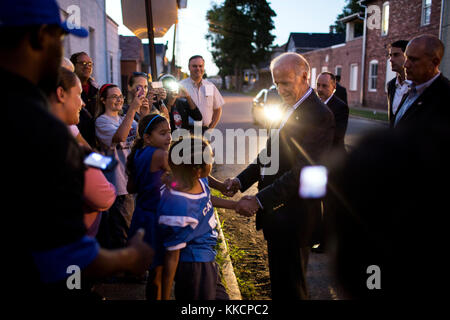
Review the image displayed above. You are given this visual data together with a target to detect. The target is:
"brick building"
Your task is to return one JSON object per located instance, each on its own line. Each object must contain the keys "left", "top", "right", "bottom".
{"left": 297, "top": 0, "right": 444, "bottom": 109}
{"left": 300, "top": 18, "right": 363, "bottom": 107}
{"left": 119, "top": 35, "right": 146, "bottom": 94}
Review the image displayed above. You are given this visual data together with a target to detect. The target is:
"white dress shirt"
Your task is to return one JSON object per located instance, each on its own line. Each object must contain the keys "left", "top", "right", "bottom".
{"left": 179, "top": 78, "right": 225, "bottom": 127}
{"left": 392, "top": 77, "right": 411, "bottom": 115}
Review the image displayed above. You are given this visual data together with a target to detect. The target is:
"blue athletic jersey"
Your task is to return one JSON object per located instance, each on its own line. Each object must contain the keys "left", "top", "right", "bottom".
{"left": 157, "top": 177, "right": 218, "bottom": 262}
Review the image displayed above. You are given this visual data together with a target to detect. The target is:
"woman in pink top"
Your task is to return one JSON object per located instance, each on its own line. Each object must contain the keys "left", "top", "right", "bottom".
{"left": 48, "top": 67, "right": 116, "bottom": 236}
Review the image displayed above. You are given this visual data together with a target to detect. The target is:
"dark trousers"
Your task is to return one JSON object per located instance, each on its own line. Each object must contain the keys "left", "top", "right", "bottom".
{"left": 96, "top": 194, "right": 135, "bottom": 249}
{"left": 267, "top": 237, "right": 310, "bottom": 299}
{"left": 174, "top": 262, "right": 229, "bottom": 300}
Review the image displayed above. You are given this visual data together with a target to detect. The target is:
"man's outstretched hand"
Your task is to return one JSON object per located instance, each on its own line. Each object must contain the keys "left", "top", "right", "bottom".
{"left": 235, "top": 195, "right": 260, "bottom": 217}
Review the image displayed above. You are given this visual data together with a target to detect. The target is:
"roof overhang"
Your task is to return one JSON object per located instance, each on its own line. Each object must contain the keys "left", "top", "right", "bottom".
{"left": 121, "top": 0, "right": 183, "bottom": 39}
{"left": 338, "top": 12, "right": 364, "bottom": 23}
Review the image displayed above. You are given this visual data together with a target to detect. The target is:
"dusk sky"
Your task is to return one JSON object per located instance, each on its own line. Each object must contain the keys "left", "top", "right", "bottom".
{"left": 106, "top": 0, "right": 347, "bottom": 75}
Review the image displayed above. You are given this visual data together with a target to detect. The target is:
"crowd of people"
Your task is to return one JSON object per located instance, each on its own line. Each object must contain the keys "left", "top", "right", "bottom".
{"left": 3, "top": 0, "right": 450, "bottom": 302}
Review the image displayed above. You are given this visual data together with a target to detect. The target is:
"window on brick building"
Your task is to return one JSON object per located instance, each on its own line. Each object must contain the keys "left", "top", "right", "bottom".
{"left": 421, "top": 0, "right": 432, "bottom": 26}
{"left": 311, "top": 67, "right": 317, "bottom": 88}
{"left": 350, "top": 64, "right": 358, "bottom": 91}
{"left": 381, "top": 2, "right": 389, "bottom": 36}
{"left": 368, "top": 60, "right": 378, "bottom": 92}
{"left": 335, "top": 66, "right": 342, "bottom": 77}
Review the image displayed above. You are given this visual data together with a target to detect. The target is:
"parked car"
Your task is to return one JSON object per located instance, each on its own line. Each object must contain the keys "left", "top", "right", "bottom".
{"left": 251, "top": 85, "right": 284, "bottom": 128}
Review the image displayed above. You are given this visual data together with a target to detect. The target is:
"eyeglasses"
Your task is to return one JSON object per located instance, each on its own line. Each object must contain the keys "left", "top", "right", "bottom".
{"left": 107, "top": 95, "right": 124, "bottom": 101}
{"left": 77, "top": 61, "right": 93, "bottom": 67}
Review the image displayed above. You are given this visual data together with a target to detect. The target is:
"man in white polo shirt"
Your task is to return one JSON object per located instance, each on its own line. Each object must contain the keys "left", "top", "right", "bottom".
{"left": 180, "top": 55, "right": 224, "bottom": 131}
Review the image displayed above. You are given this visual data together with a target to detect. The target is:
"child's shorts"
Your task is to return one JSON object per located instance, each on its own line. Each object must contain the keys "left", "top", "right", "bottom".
{"left": 174, "top": 261, "right": 229, "bottom": 300}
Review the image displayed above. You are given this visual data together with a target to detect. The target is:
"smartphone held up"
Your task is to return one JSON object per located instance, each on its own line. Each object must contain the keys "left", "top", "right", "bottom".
{"left": 298, "top": 165, "right": 328, "bottom": 199}
{"left": 84, "top": 152, "right": 117, "bottom": 171}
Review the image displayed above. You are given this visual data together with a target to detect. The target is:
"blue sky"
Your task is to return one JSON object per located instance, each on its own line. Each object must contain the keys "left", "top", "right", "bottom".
{"left": 106, "top": 0, "right": 347, "bottom": 76}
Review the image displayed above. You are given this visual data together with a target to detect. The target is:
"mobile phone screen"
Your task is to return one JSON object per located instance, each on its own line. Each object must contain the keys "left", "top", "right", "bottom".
{"left": 298, "top": 165, "right": 328, "bottom": 198}
{"left": 151, "top": 81, "right": 163, "bottom": 89}
{"left": 136, "top": 85, "right": 144, "bottom": 97}
{"left": 84, "top": 152, "right": 113, "bottom": 170}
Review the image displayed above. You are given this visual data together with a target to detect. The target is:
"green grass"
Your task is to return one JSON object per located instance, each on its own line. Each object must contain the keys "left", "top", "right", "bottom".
{"left": 211, "top": 188, "right": 227, "bottom": 199}
{"left": 214, "top": 208, "right": 258, "bottom": 299}
{"left": 349, "top": 108, "right": 388, "bottom": 122}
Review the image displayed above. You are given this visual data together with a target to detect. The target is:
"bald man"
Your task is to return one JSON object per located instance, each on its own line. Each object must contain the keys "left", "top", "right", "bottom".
{"left": 227, "top": 52, "right": 335, "bottom": 299}
{"left": 394, "top": 34, "right": 450, "bottom": 128}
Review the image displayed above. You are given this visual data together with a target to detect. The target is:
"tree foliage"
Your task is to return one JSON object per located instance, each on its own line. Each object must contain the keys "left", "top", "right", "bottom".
{"left": 330, "top": 0, "right": 363, "bottom": 33}
{"left": 206, "top": 0, "right": 276, "bottom": 90}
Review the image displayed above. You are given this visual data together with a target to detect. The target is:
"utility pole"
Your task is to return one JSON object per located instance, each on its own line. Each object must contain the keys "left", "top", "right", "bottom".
{"left": 144, "top": 0, "right": 157, "bottom": 80}
{"left": 171, "top": 23, "right": 177, "bottom": 77}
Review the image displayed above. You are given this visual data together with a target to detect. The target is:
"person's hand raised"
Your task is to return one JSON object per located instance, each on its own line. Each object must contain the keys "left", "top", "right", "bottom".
{"left": 140, "top": 97, "right": 150, "bottom": 117}
{"left": 129, "top": 90, "right": 145, "bottom": 112}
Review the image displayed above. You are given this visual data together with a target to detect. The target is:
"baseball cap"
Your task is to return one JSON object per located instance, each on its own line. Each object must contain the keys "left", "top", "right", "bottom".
{"left": 0, "top": 0, "right": 88, "bottom": 37}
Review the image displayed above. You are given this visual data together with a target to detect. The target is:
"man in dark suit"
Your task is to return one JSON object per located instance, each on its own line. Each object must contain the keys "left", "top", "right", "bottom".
{"left": 316, "top": 72, "right": 349, "bottom": 154}
{"left": 226, "top": 52, "right": 335, "bottom": 299}
{"left": 334, "top": 75, "right": 348, "bottom": 105}
{"left": 394, "top": 34, "right": 450, "bottom": 129}
{"left": 386, "top": 40, "right": 409, "bottom": 128}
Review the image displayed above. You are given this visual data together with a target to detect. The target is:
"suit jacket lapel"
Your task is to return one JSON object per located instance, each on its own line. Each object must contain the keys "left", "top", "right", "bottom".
{"left": 397, "top": 75, "right": 442, "bottom": 125}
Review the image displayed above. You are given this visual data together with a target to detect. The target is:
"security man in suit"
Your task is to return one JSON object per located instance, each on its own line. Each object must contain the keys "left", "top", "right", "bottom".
{"left": 394, "top": 34, "right": 450, "bottom": 129}
{"left": 316, "top": 72, "right": 349, "bottom": 155}
{"left": 334, "top": 75, "right": 348, "bottom": 106}
{"left": 226, "top": 52, "right": 335, "bottom": 299}
{"left": 386, "top": 40, "right": 409, "bottom": 128}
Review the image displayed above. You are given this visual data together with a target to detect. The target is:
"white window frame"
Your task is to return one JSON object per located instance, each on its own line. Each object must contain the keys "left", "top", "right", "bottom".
{"left": 335, "top": 65, "right": 342, "bottom": 77}
{"left": 350, "top": 64, "right": 358, "bottom": 91}
{"left": 421, "top": 0, "right": 432, "bottom": 26}
{"left": 368, "top": 60, "right": 378, "bottom": 92}
{"left": 311, "top": 67, "right": 317, "bottom": 88}
{"left": 381, "top": 2, "right": 389, "bottom": 36}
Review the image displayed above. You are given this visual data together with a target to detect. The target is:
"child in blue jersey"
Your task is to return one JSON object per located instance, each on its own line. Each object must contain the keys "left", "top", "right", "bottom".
{"left": 158, "top": 136, "right": 236, "bottom": 300}
{"left": 126, "top": 113, "right": 171, "bottom": 300}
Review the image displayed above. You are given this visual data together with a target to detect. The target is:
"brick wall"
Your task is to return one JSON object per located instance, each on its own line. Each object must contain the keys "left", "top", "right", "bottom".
{"left": 303, "top": 37, "right": 363, "bottom": 107}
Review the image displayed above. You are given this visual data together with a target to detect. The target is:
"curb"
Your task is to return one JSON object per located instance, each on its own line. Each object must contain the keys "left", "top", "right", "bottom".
{"left": 349, "top": 114, "right": 389, "bottom": 125}
{"left": 214, "top": 209, "right": 242, "bottom": 300}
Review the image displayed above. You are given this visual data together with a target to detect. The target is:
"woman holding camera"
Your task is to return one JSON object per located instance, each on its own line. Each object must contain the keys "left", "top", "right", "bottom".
{"left": 159, "top": 74, "right": 203, "bottom": 133}
{"left": 95, "top": 83, "right": 145, "bottom": 249}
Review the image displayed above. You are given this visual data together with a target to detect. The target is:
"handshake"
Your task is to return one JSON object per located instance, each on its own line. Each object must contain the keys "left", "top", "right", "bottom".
{"left": 215, "top": 177, "right": 261, "bottom": 217}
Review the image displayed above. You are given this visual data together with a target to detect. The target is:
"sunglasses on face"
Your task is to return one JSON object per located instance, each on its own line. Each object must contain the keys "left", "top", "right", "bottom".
{"left": 77, "top": 61, "right": 93, "bottom": 67}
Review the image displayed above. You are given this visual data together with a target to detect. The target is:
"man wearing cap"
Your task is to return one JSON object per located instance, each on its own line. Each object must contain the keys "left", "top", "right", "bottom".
{"left": 1, "top": 0, "right": 153, "bottom": 300}
{"left": 180, "top": 55, "right": 224, "bottom": 132}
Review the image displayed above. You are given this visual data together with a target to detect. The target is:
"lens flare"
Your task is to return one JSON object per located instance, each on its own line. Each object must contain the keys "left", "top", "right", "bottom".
{"left": 263, "top": 105, "right": 283, "bottom": 122}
